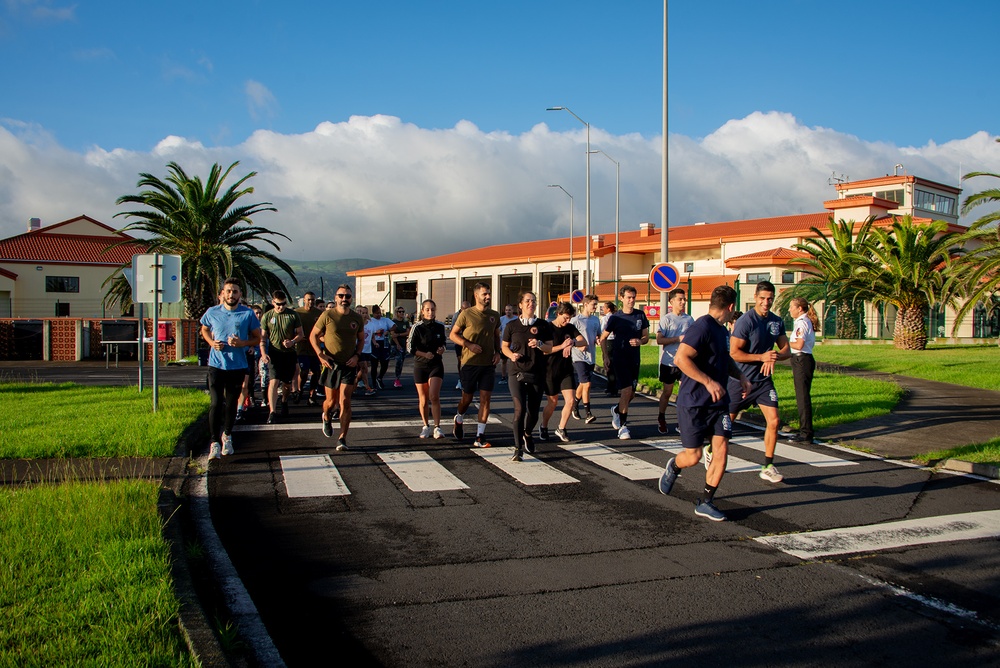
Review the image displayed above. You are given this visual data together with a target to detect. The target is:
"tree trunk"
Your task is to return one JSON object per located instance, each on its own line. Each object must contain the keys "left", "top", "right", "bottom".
{"left": 893, "top": 305, "right": 927, "bottom": 350}
{"left": 836, "top": 304, "right": 865, "bottom": 339}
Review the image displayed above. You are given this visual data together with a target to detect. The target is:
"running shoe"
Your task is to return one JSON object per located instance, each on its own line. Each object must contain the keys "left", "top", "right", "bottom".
{"left": 322, "top": 419, "right": 333, "bottom": 438}
{"left": 657, "top": 414, "right": 668, "bottom": 434}
{"left": 330, "top": 406, "right": 340, "bottom": 421}
{"left": 365, "top": 388, "right": 377, "bottom": 396}
{"left": 538, "top": 426, "right": 549, "bottom": 442}
{"left": 658, "top": 457, "right": 678, "bottom": 495}
{"left": 376, "top": 378, "right": 384, "bottom": 390}
{"left": 209, "top": 442, "right": 222, "bottom": 460}
{"left": 617, "top": 425, "right": 631, "bottom": 440}
{"left": 585, "top": 411, "right": 596, "bottom": 424}
{"left": 308, "top": 393, "right": 319, "bottom": 406}
{"left": 292, "top": 391, "right": 301, "bottom": 404}
{"left": 554, "top": 428, "right": 570, "bottom": 443}
{"left": 419, "top": 425, "right": 433, "bottom": 439}
{"left": 433, "top": 426, "right": 445, "bottom": 439}
{"left": 235, "top": 409, "right": 245, "bottom": 423}
{"left": 280, "top": 401, "right": 289, "bottom": 416}
{"left": 498, "top": 378, "right": 507, "bottom": 385}
{"left": 336, "top": 437, "right": 349, "bottom": 451}
{"left": 523, "top": 432, "right": 535, "bottom": 454}
{"left": 453, "top": 415, "right": 464, "bottom": 440}
{"left": 759, "top": 464, "right": 784, "bottom": 483}
{"left": 474, "top": 435, "right": 491, "bottom": 449}
{"left": 694, "top": 498, "right": 726, "bottom": 522}
{"left": 393, "top": 378, "right": 402, "bottom": 388}
{"left": 221, "top": 433, "right": 234, "bottom": 456}
{"left": 611, "top": 406, "right": 621, "bottom": 430}
{"left": 571, "top": 402, "right": 582, "bottom": 421}
{"left": 267, "top": 412, "right": 278, "bottom": 425}
{"left": 704, "top": 446, "right": 712, "bottom": 470}
{"left": 510, "top": 452, "right": 523, "bottom": 462}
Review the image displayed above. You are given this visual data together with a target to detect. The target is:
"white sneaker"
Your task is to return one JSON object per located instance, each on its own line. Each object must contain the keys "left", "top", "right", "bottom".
{"left": 611, "top": 407, "right": 621, "bottom": 430}
{"left": 209, "top": 442, "right": 222, "bottom": 460}
{"left": 221, "top": 433, "right": 234, "bottom": 456}
{"left": 433, "top": 426, "right": 445, "bottom": 439}
{"left": 759, "top": 464, "right": 784, "bottom": 483}
{"left": 419, "top": 425, "right": 432, "bottom": 439}
{"left": 617, "top": 425, "right": 631, "bottom": 440}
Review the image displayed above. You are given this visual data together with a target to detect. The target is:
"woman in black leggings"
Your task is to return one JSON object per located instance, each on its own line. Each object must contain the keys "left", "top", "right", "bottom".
{"left": 502, "top": 292, "right": 554, "bottom": 462}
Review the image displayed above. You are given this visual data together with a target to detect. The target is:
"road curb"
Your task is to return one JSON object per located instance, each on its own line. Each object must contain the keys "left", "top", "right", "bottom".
{"left": 941, "top": 459, "right": 1000, "bottom": 480}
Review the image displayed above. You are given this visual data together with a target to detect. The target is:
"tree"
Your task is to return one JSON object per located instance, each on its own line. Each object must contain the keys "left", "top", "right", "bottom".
{"left": 104, "top": 161, "right": 296, "bottom": 318}
{"left": 860, "top": 215, "right": 959, "bottom": 350}
{"left": 950, "top": 165, "right": 1000, "bottom": 338}
{"left": 779, "top": 216, "right": 877, "bottom": 339}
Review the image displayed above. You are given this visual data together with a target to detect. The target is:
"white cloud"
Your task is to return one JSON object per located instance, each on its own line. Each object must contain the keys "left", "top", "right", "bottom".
{"left": 245, "top": 80, "right": 278, "bottom": 122}
{"left": 0, "top": 112, "right": 998, "bottom": 264}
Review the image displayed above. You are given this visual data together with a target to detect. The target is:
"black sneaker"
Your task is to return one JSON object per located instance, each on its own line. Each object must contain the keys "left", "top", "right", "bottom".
{"left": 280, "top": 401, "right": 289, "bottom": 417}
{"left": 453, "top": 416, "right": 464, "bottom": 440}
{"left": 308, "top": 394, "right": 318, "bottom": 406}
{"left": 571, "top": 402, "right": 582, "bottom": 420}
{"left": 266, "top": 412, "right": 277, "bottom": 425}
{"left": 474, "top": 435, "right": 491, "bottom": 448}
{"left": 336, "top": 437, "right": 349, "bottom": 451}
{"left": 322, "top": 419, "right": 333, "bottom": 438}
{"left": 375, "top": 378, "right": 384, "bottom": 390}
{"left": 292, "top": 391, "right": 301, "bottom": 404}
{"left": 585, "top": 411, "right": 596, "bottom": 424}
{"left": 539, "top": 426, "right": 549, "bottom": 442}
{"left": 523, "top": 432, "right": 535, "bottom": 454}
{"left": 510, "top": 452, "right": 523, "bottom": 462}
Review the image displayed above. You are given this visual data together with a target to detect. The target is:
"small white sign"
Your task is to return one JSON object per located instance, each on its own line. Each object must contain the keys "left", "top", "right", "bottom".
{"left": 132, "top": 253, "right": 182, "bottom": 303}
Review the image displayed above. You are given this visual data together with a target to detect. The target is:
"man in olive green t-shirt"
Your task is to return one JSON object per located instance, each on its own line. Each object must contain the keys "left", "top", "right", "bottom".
{"left": 449, "top": 282, "right": 501, "bottom": 447}
{"left": 310, "top": 284, "right": 365, "bottom": 451}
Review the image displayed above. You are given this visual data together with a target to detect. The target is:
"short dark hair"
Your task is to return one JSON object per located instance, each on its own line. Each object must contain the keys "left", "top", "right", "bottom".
{"left": 337, "top": 283, "right": 352, "bottom": 294}
{"left": 556, "top": 302, "right": 576, "bottom": 317}
{"left": 604, "top": 301, "right": 617, "bottom": 313}
{"left": 668, "top": 288, "right": 686, "bottom": 301}
{"left": 474, "top": 282, "right": 491, "bottom": 293}
{"left": 755, "top": 280, "right": 776, "bottom": 296}
{"left": 584, "top": 294, "right": 599, "bottom": 304}
{"left": 619, "top": 285, "right": 637, "bottom": 298}
{"left": 303, "top": 291, "right": 316, "bottom": 298}
{"left": 271, "top": 290, "right": 287, "bottom": 301}
{"left": 709, "top": 285, "right": 737, "bottom": 310}
{"left": 222, "top": 277, "right": 242, "bottom": 290}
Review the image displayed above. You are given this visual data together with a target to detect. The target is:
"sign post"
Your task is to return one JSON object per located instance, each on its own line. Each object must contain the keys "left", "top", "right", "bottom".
{"left": 133, "top": 253, "right": 182, "bottom": 412}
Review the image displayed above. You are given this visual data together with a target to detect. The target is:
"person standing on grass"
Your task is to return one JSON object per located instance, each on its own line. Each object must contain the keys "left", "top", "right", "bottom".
{"left": 310, "top": 284, "right": 365, "bottom": 451}
{"left": 599, "top": 286, "right": 649, "bottom": 440}
{"left": 540, "top": 302, "right": 586, "bottom": 443}
{"left": 200, "top": 278, "right": 262, "bottom": 460}
{"left": 407, "top": 299, "right": 448, "bottom": 439}
{"left": 570, "top": 294, "right": 601, "bottom": 424}
{"left": 788, "top": 296, "right": 819, "bottom": 444}
{"left": 656, "top": 288, "right": 695, "bottom": 435}
{"left": 503, "top": 291, "right": 554, "bottom": 462}
{"left": 450, "top": 283, "right": 501, "bottom": 448}
{"left": 658, "top": 285, "right": 750, "bottom": 522}
{"left": 259, "top": 290, "right": 304, "bottom": 425}
{"left": 720, "top": 280, "right": 791, "bottom": 483}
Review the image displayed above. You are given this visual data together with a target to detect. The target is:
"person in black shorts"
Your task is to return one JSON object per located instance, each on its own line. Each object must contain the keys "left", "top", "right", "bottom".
{"left": 450, "top": 284, "right": 501, "bottom": 448}
{"left": 539, "top": 302, "right": 586, "bottom": 443}
{"left": 599, "top": 286, "right": 649, "bottom": 440}
{"left": 259, "top": 290, "right": 304, "bottom": 424}
{"left": 502, "top": 291, "right": 554, "bottom": 461}
{"left": 407, "top": 299, "right": 448, "bottom": 439}
{"left": 658, "top": 285, "right": 750, "bottom": 522}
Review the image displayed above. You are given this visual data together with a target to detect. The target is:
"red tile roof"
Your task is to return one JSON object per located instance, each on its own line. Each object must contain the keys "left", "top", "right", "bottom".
{"left": 0, "top": 215, "right": 146, "bottom": 266}
{"left": 726, "top": 247, "right": 811, "bottom": 268}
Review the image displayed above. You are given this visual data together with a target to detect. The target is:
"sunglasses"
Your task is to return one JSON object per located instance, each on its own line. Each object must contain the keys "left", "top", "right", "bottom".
{"left": 336, "top": 294, "right": 352, "bottom": 299}
{"left": 273, "top": 302, "right": 286, "bottom": 306}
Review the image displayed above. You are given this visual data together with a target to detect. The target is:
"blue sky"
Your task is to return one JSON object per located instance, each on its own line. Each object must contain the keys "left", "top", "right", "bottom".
{"left": 1, "top": 0, "right": 998, "bottom": 261}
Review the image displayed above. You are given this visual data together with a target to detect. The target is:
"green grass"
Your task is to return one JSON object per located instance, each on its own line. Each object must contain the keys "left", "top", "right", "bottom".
{"left": 0, "top": 383, "right": 209, "bottom": 458}
{"left": 815, "top": 343, "right": 1000, "bottom": 391}
{"left": 0, "top": 480, "right": 194, "bottom": 666}
{"left": 912, "top": 438, "right": 1000, "bottom": 467}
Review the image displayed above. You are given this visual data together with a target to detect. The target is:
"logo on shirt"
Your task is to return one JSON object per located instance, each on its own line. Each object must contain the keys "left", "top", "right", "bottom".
{"left": 530, "top": 327, "right": 538, "bottom": 335}
{"left": 350, "top": 322, "right": 358, "bottom": 330}
{"left": 768, "top": 322, "right": 781, "bottom": 336}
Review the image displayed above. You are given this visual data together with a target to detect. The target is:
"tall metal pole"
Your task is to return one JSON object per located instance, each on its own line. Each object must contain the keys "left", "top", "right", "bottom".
{"left": 660, "top": 0, "right": 669, "bottom": 312}
{"left": 137, "top": 301, "right": 144, "bottom": 392}
{"left": 590, "top": 150, "right": 620, "bottom": 302}
{"left": 547, "top": 106, "right": 591, "bottom": 290}
{"left": 152, "top": 253, "right": 160, "bottom": 412}
{"left": 548, "top": 184, "right": 575, "bottom": 291}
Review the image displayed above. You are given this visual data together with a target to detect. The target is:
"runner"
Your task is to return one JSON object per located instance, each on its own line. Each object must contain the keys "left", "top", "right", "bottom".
{"left": 658, "top": 285, "right": 750, "bottom": 521}
{"left": 570, "top": 294, "right": 601, "bottom": 424}
{"left": 723, "top": 280, "right": 791, "bottom": 483}
{"left": 294, "top": 292, "right": 323, "bottom": 405}
{"left": 236, "top": 303, "right": 263, "bottom": 422}
{"left": 655, "top": 288, "right": 695, "bottom": 434}
{"left": 259, "top": 290, "right": 304, "bottom": 424}
{"left": 369, "top": 305, "right": 393, "bottom": 389}
{"left": 498, "top": 304, "right": 516, "bottom": 385}
{"left": 788, "top": 296, "right": 819, "bottom": 443}
{"left": 390, "top": 305, "right": 412, "bottom": 388}
{"left": 200, "top": 278, "right": 261, "bottom": 459}
{"left": 540, "top": 302, "right": 586, "bottom": 442}
{"left": 407, "top": 299, "right": 447, "bottom": 439}
{"left": 309, "top": 284, "right": 365, "bottom": 451}
{"left": 358, "top": 305, "right": 376, "bottom": 395}
{"left": 450, "top": 283, "right": 501, "bottom": 448}
{"left": 600, "top": 301, "right": 619, "bottom": 397}
{"left": 451, "top": 300, "right": 470, "bottom": 390}
{"left": 599, "top": 286, "right": 649, "bottom": 440}
{"left": 502, "top": 291, "right": 553, "bottom": 461}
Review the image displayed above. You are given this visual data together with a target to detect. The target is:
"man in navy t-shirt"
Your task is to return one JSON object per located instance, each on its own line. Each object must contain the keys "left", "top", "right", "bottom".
{"left": 658, "top": 285, "right": 750, "bottom": 522}
{"left": 599, "top": 285, "right": 649, "bottom": 440}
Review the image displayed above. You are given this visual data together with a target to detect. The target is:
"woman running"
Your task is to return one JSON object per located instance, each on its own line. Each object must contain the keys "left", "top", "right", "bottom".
{"left": 788, "top": 297, "right": 819, "bottom": 443}
{"left": 540, "top": 302, "right": 586, "bottom": 442}
{"left": 407, "top": 299, "right": 448, "bottom": 439}
{"left": 502, "top": 292, "right": 554, "bottom": 462}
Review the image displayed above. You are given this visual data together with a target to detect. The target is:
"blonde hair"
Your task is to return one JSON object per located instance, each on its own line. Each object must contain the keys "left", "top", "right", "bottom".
{"left": 791, "top": 297, "right": 820, "bottom": 330}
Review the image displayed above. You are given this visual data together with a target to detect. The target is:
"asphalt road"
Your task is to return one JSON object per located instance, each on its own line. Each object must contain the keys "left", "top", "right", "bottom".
{"left": 207, "top": 372, "right": 1000, "bottom": 667}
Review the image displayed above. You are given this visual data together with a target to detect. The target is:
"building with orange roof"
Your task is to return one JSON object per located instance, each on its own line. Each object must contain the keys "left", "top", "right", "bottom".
{"left": 350, "top": 172, "right": 995, "bottom": 340}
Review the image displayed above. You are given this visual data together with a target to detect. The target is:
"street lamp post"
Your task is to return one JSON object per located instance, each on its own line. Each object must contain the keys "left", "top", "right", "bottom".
{"left": 547, "top": 185, "right": 575, "bottom": 292}
{"left": 590, "top": 150, "right": 620, "bottom": 302}
{"left": 546, "top": 106, "right": 591, "bottom": 290}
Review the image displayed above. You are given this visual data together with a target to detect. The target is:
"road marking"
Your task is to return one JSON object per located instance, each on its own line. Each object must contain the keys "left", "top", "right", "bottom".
{"left": 755, "top": 509, "right": 1000, "bottom": 559}
{"left": 642, "top": 438, "right": 761, "bottom": 473}
{"left": 555, "top": 442, "right": 665, "bottom": 480}
{"left": 279, "top": 455, "right": 350, "bottom": 498}
{"left": 472, "top": 448, "right": 580, "bottom": 486}
{"left": 731, "top": 436, "right": 858, "bottom": 468}
{"left": 234, "top": 416, "right": 501, "bottom": 432}
{"left": 378, "top": 451, "right": 469, "bottom": 492}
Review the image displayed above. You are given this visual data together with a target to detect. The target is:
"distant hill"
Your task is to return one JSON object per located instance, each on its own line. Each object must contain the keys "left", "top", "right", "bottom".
{"left": 262, "top": 258, "right": 389, "bottom": 300}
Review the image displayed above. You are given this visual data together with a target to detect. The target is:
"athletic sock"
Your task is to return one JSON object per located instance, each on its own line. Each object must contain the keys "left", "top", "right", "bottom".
{"left": 764, "top": 456, "right": 774, "bottom": 467}
{"left": 703, "top": 484, "right": 718, "bottom": 502}
{"left": 669, "top": 459, "right": 681, "bottom": 474}
{"left": 658, "top": 412, "right": 665, "bottom": 420}
{"left": 583, "top": 403, "right": 591, "bottom": 411}
{"left": 620, "top": 412, "right": 628, "bottom": 425}
{"left": 477, "top": 422, "right": 486, "bottom": 436}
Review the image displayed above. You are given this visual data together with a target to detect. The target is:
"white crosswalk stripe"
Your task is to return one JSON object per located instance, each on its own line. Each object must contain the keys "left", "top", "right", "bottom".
{"left": 756, "top": 509, "right": 1000, "bottom": 559}
{"left": 730, "top": 435, "right": 858, "bottom": 468}
{"left": 472, "top": 448, "right": 580, "bottom": 486}
{"left": 378, "top": 451, "right": 469, "bottom": 491}
{"left": 234, "top": 416, "right": 502, "bottom": 432}
{"left": 642, "top": 438, "right": 760, "bottom": 473}
{"left": 279, "top": 455, "right": 351, "bottom": 497}
{"left": 554, "top": 442, "right": 665, "bottom": 480}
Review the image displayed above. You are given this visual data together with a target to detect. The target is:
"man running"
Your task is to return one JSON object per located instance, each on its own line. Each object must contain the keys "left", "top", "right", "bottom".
{"left": 600, "top": 301, "right": 619, "bottom": 397}
{"left": 390, "top": 305, "right": 411, "bottom": 388}
{"left": 570, "top": 294, "right": 601, "bottom": 423}
{"left": 259, "top": 290, "right": 304, "bottom": 424}
{"left": 294, "top": 291, "right": 323, "bottom": 405}
{"left": 656, "top": 288, "right": 695, "bottom": 434}
{"left": 310, "top": 284, "right": 366, "bottom": 451}
{"left": 658, "top": 285, "right": 750, "bottom": 521}
{"left": 451, "top": 300, "right": 470, "bottom": 390}
{"left": 498, "top": 304, "right": 516, "bottom": 385}
{"left": 724, "top": 280, "right": 791, "bottom": 483}
{"left": 200, "top": 278, "right": 261, "bottom": 459}
{"left": 450, "top": 283, "right": 501, "bottom": 448}
{"left": 599, "top": 285, "right": 649, "bottom": 440}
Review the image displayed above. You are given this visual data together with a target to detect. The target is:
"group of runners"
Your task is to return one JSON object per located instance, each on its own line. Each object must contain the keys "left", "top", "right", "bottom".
{"left": 200, "top": 276, "right": 816, "bottom": 523}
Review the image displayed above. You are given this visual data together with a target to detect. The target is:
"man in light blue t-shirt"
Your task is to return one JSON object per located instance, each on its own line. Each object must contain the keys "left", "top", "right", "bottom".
{"left": 570, "top": 294, "right": 601, "bottom": 423}
{"left": 200, "top": 278, "right": 261, "bottom": 460}
{"left": 656, "top": 288, "right": 695, "bottom": 435}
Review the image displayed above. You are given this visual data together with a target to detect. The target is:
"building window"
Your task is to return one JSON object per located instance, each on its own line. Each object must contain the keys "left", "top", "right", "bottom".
{"left": 874, "top": 189, "right": 904, "bottom": 205}
{"left": 376, "top": 281, "right": 386, "bottom": 292}
{"left": 45, "top": 276, "right": 79, "bottom": 293}
{"left": 684, "top": 262, "right": 695, "bottom": 273}
{"left": 781, "top": 271, "right": 795, "bottom": 284}
{"left": 914, "top": 190, "right": 957, "bottom": 216}
{"left": 746, "top": 272, "right": 770, "bottom": 284}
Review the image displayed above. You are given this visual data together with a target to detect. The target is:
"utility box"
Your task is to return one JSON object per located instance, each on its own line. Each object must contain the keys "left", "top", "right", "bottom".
{"left": 157, "top": 322, "right": 173, "bottom": 342}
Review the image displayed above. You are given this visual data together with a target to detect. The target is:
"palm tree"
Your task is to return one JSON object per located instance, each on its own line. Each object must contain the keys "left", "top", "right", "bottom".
{"left": 104, "top": 161, "right": 296, "bottom": 318}
{"left": 860, "top": 215, "right": 959, "bottom": 350}
{"left": 778, "top": 216, "right": 877, "bottom": 339}
{"left": 950, "top": 165, "right": 1000, "bottom": 337}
